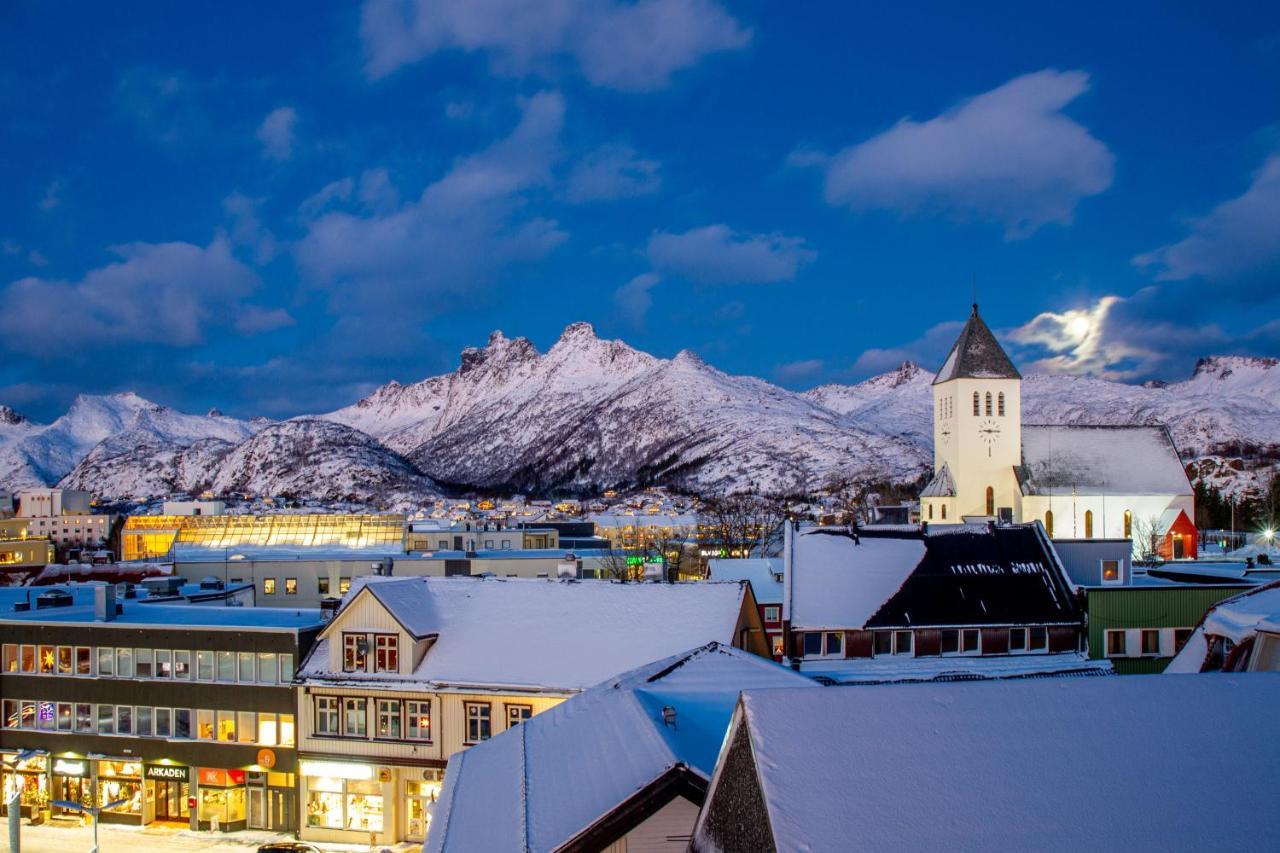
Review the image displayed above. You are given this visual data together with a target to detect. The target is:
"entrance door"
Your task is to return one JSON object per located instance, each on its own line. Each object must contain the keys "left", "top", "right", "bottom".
{"left": 1173, "top": 537, "right": 1185, "bottom": 559}
{"left": 247, "top": 788, "right": 265, "bottom": 829}
{"left": 267, "top": 788, "right": 292, "bottom": 831}
{"left": 153, "top": 782, "right": 189, "bottom": 823}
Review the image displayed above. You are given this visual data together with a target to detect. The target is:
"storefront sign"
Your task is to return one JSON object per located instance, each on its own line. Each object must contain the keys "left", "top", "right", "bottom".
{"left": 199, "top": 768, "right": 227, "bottom": 787}
{"left": 256, "top": 748, "right": 276, "bottom": 769}
{"left": 300, "top": 760, "right": 372, "bottom": 781}
{"left": 144, "top": 764, "right": 190, "bottom": 782}
{"left": 52, "top": 759, "right": 86, "bottom": 777}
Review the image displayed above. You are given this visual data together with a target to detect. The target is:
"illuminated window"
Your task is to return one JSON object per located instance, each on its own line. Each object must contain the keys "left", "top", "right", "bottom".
{"left": 1045, "top": 510, "right": 1054, "bottom": 538}
{"left": 1124, "top": 509, "right": 1132, "bottom": 539}
{"left": 376, "top": 699, "right": 402, "bottom": 739}
{"left": 941, "top": 505, "right": 947, "bottom": 520}
{"left": 1085, "top": 510, "right": 1094, "bottom": 539}
{"left": 407, "top": 701, "right": 431, "bottom": 741}
{"left": 1101, "top": 560, "right": 1121, "bottom": 584}
{"left": 373, "top": 635, "right": 398, "bottom": 673}
{"left": 284, "top": 578, "right": 297, "bottom": 595}
{"left": 263, "top": 578, "right": 276, "bottom": 595}
{"left": 1105, "top": 630, "right": 1126, "bottom": 657}
{"left": 343, "top": 634, "right": 368, "bottom": 672}
{"left": 985, "top": 487, "right": 994, "bottom": 516}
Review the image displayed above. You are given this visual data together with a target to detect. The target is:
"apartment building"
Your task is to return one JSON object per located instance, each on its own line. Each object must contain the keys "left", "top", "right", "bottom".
{"left": 14, "top": 488, "right": 112, "bottom": 552}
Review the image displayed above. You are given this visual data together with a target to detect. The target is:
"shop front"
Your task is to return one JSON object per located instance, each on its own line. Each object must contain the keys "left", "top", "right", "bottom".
{"left": 246, "top": 768, "right": 296, "bottom": 832}
{"left": 1, "top": 751, "right": 48, "bottom": 818}
{"left": 51, "top": 756, "right": 91, "bottom": 817}
{"left": 195, "top": 767, "right": 246, "bottom": 832}
{"left": 301, "top": 759, "right": 389, "bottom": 846}
{"left": 96, "top": 759, "right": 144, "bottom": 824}
{"left": 405, "top": 768, "right": 444, "bottom": 842}
{"left": 144, "top": 763, "right": 191, "bottom": 826}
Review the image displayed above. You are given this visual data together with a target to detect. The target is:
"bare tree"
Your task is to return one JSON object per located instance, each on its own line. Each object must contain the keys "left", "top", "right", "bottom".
{"left": 647, "top": 535, "right": 697, "bottom": 582}
{"left": 1131, "top": 514, "right": 1164, "bottom": 561}
{"left": 596, "top": 544, "right": 636, "bottom": 581}
{"left": 698, "top": 493, "right": 786, "bottom": 559}
{"left": 826, "top": 476, "right": 875, "bottom": 528}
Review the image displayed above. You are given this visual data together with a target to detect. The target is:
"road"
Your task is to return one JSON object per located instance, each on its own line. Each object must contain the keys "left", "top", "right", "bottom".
{"left": 0, "top": 819, "right": 422, "bottom": 852}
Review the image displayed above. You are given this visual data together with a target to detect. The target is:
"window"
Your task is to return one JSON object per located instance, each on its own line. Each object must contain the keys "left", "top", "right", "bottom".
{"left": 997, "top": 392, "right": 1005, "bottom": 416}
{"left": 1045, "top": 510, "right": 1054, "bottom": 538}
{"left": 376, "top": 699, "right": 402, "bottom": 739}
{"left": 1009, "top": 628, "right": 1028, "bottom": 651}
{"left": 75, "top": 703, "right": 92, "bottom": 732}
{"left": 928, "top": 504, "right": 934, "bottom": 520}
{"left": 465, "top": 703, "right": 491, "bottom": 743}
{"left": 217, "top": 651, "right": 235, "bottom": 681}
{"left": 343, "top": 634, "right": 368, "bottom": 672}
{"left": 2, "top": 699, "right": 15, "bottom": 728}
{"left": 339, "top": 577, "right": 351, "bottom": 594}
{"left": 1029, "top": 627, "right": 1048, "bottom": 651}
{"left": 155, "top": 707, "right": 172, "bottom": 738}
{"left": 343, "top": 698, "right": 367, "bottom": 737}
{"left": 315, "top": 697, "right": 339, "bottom": 736}
{"left": 438, "top": 540, "right": 447, "bottom": 549}
{"left": 76, "top": 647, "right": 92, "bottom": 675}
{"left": 972, "top": 391, "right": 980, "bottom": 415}
{"left": 98, "top": 704, "right": 114, "bottom": 734}
{"left": 985, "top": 391, "right": 993, "bottom": 416}
{"left": 1085, "top": 510, "right": 1094, "bottom": 539}
{"left": 280, "top": 714, "right": 295, "bottom": 746}
{"left": 985, "top": 486, "right": 994, "bottom": 516}
{"left": 961, "top": 629, "right": 979, "bottom": 654}
{"left": 1105, "top": 630, "right": 1127, "bottom": 657}
{"left": 873, "top": 631, "right": 893, "bottom": 656}
{"left": 238, "top": 652, "right": 255, "bottom": 682}
{"left": 116, "top": 705, "right": 133, "bottom": 735}
{"left": 943, "top": 629, "right": 979, "bottom": 655}
{"left": 941, "top": 505, "right": 947, "bottom": 520}
{"left": 825, "top": 632, "right": 843, "bottom": 657}
{"left": 771, "top": 634, "right": 785, "bottom": 657}
{"left": 318, "top": 577, "right": 330, "bottom": 596}
{"left": 1141, "top": 630, "right": 1161, "bottom": 656}
{"left": 279, "top": 653, "right": 294, "bottom": 682}
{"left": 258, "top": 652, "right": 278, "bottom": 684}
{"left": 1124, "top": 509, "right": 1132, "bottom": 539}
{"left": 802, "top": 632, "right": 823, "bottom": 657}
{"left": 57, "top": 702, "right": 72, "bottom": 732}
{"left": 174, "top": 650, "right": 191, "bottom": 679}
{"left": 258, "top": 712, "right": 279, "bottom": 745}
{"left": 238, "top": 711, "right": 255, "bottom": 744}
{"left": 1174, "top": 628, "right": 1194, "bottom": 654}
{"left": 285, "top": 578, "right": 298, "bottom": 595}
{"left": 507, "top": 704, "right": 532, "bottom": 728}
{"left": 2, "top": 644, "right": 15, "bottom": 672}
{"left": 763, "top": 605, "right": 780, "bottom": 622}
{"left": 39, "top": 645, "right": 54, "bottom": 673}
{"left": 263, "top": 578, "right": 277, "bottom": 595}
{"left": 484, "top": 539, "right": 494, "bottom": 549}
{"left": 116, "top": 647, "right": 133, "bottom": 677}
{"left": 894, "top": 630, "right": 913, "bottom": 655}
{"left": 374, "top": 635, "right": 399, "bottom": 673}
{"left": 136, "top": 706, "right": 153, "bottom": 737}
{"left": 407, "top": 701, "right": 431, "bottom": 741}
{"left": 175, "top": 709, "right": 191, "bottom": 739}
{"left": 135, "top": 649, "right": 153, "bottom": 678}
{"left": 1101, "top": 560, "right": 1121, "bottom": 584}
{"left": 197, "top": 709, "right": 215, "bottom": 740}
{"left": 57, "top": 646, "right": 72, "bottom": 674}
{"left": 215, "top": 710, "right": 236, "bottom": 741}
{"left": 197, "top": 650, "right": 214, "bottom": 680}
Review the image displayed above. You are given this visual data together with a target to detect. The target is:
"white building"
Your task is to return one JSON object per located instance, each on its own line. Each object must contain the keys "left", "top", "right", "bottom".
{"left": 921, "top": 305, "right": 1195, "bottom": 553}
{"left": 14, "top": 488, "right": 111, "bottom": 550}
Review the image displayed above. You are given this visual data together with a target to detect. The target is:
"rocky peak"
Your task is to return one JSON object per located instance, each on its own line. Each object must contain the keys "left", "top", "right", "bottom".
{"left": 0, "top": 406, "right": 28, "bottom": 426}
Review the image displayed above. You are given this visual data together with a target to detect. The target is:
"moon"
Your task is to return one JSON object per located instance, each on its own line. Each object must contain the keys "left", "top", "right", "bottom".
{"left": 1068, "top": 315, "right": 1091, "bottom": 338}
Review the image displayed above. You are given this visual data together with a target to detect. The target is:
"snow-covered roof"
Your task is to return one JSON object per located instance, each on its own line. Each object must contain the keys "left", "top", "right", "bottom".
{"left": 302, "top": 576, "right": 752, "bottom": 692}
{"left": 1166, "top": 582, "right": 1280, "bottom": 673}
{"left": 799, "top": 650, "right": 1112, "bottom": 684}
{"left": 426, "top": 643, "right": 813, "bottom": 853}
{"left": 707, "top": 558, "right": 783, "bottom": 604}
{"left": 716, "top": 676, "right": 1280, "bottom": 851}
{"left": 932, "top": 305, "right": 1021, "bottom": 384}
{"left": 0, "top": 599, "right": 322, "bottom": 630}
{"left": 789, "top": 530, "right": 925, "bottom": 630}
{"left": 1018, "top": 424, "right": 1192, "bottom": 496}
{"left": 919, "top": 463, "right": 955, "bottom": 497}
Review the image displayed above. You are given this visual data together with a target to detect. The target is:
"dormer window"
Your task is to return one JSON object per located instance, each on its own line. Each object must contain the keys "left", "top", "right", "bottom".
{"left": 342, "top": 634, "right": 368, "bottom": 672}
{"left": 374, "top": 635, "right": 399, "bottom": 673}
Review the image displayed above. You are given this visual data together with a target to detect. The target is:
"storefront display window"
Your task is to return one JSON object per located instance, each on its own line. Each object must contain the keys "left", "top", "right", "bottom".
{"left": 304, "top": 765, "right": 383, "bottom": 834}
{"left": 345, "top": 780, "right": 383, "bottom": 832}
{"left": 2, "top": 754, "right": 48, "bottom": 813}
{"left": 97, "top": 761, "right": 143, "bottom": 815}
{"left": 306, "top": 776, "right": 344, "bottom": 829}
{"left": 198, "top": 785, "right": 246, "bottom": 827}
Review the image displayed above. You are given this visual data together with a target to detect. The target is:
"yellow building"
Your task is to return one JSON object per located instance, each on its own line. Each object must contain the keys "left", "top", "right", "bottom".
{"left": 121, "top": 514, "right": 407, "bottom": 562}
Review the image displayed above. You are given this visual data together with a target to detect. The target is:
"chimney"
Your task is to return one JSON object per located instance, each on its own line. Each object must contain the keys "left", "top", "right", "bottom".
{"left": 94, "top": 584, "right": 117, "bottom": 623}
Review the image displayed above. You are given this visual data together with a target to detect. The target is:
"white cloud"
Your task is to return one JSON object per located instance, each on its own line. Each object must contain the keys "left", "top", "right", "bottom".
{"left": 359, "top": 0, "right": 750, "bottom": 90}
{"left": 566, "top": 144, "right": 661, "bottom": 203}
{"left": 257, "top": 106, "right": 299, "bottom": 161}
{"left": 0, "top": 236, "right": 267, "bottom": 350}
{"left": 295, "top": 92, "right": 568, "bottom": 315}
{"left": 773, "top": 359, "right": 824, "bottom": 383}
{"left": 613, "top": 272, "right": 660, "bottom": 325}
{"left": 850, "top": 320, "right": 963, "bottom": 376}
{"left": 647, "top": 224, "right": 814, "bottom": 284}
{"left": 800, "top": 69, "right": 1114, "bottom": 239}
{"left": 298, "top": 177, "right": 356, "bottom": 221}
{"left": 1134, "top": 151, "right": 1280, "bottom": 288}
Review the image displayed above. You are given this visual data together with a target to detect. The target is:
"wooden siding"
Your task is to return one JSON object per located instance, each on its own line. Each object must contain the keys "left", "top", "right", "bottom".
{"left": 1085, "top": 585, "right": 1248, "bottom": 671}
{"left": 621, "top": 795, "right": 700, "bottom": 853}
{"left": 845, "top": 630, "right": 873, "bottom": 658}
{"left": 324, "top": 589, "right": 414, "bottom": 674}
{"left": 981, "top": 628, "right": 1009, "bottom": 655}
{"left": 914, "top": 629, "right": 941, "bottom": 657}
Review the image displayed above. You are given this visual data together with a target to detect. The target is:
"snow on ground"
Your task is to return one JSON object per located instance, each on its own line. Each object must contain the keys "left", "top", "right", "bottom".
{"left": 9, "top": 819, "right": 419, "bottom": 852}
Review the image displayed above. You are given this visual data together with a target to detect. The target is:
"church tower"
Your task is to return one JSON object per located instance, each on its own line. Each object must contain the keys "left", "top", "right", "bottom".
{"left": 921, "top": 305, "right": 1023, "bottom": 523}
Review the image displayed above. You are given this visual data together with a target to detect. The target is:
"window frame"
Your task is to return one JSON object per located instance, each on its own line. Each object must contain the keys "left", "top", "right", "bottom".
{"left": 506, "top": 703, "right": 533, "bottom": 729}
{"left": 464, "top": 702, "right": 491, "bottom": 744}
{"left": 406, "top": 700, "right": 431, "bottom": 742}
{"left": 763, "top": 605, "right": 780, "bottom": 623}
{"left": 375, "top": 698, "right": 402, "bottom": 740}
{"left": 314, "top": 696, "right": 340, "bottom": 736}
{"left": 1140, "top": 629, "right": 1161, "bottom": 657}
{"left": 1100, "top": 560, "right": 1122, "bottom": 585}
{"left": 373, "top": 634, "right": 399, "bottom": 673}
{"left": 342, "top": 633, "right": 368, "bottom": 673}
{"left": 1105, "top": 629, "right": 1127, "bottom": 658}
{"left": 342, "top": 697, "right": 368, "bottom": 738}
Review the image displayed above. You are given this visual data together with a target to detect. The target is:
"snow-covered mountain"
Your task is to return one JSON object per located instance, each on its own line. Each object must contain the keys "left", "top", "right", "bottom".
{"left": 9, "top": 327, "right": 1280, "bottom": 504}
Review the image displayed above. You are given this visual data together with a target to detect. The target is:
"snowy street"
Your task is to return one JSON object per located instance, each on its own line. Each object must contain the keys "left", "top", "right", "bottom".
{"left": 1, "top": 819, "right": 422, "bottom": 853}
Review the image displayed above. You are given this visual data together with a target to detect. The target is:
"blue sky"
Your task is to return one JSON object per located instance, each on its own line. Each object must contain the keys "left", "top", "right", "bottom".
{"left": 3, "top": 1, "right": 1279, "bottom": 420}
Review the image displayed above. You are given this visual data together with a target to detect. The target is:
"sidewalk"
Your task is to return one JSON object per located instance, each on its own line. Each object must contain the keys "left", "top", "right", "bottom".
{"left": 0, "top": 818, "right": 423, "bottom": 853}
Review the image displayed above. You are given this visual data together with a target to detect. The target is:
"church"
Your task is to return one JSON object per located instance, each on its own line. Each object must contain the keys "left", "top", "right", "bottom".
{"left": 920, "top": 305, "right": 1197, "bottom": 559}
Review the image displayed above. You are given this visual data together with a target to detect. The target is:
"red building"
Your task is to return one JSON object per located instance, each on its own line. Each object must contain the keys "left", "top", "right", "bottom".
{"left": 1156, "top": 508, "right": 1198, "bottom": 560}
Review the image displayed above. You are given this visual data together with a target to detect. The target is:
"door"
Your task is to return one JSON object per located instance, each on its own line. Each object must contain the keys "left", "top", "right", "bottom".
{"left": 268, "top": 788, "right": 292, "bottom": 831}
{"left": 247, "top": 788, "right": 266, "bottom": 829}
{"left": 1173, "top": 537, "right": 1185, "bottom": 559}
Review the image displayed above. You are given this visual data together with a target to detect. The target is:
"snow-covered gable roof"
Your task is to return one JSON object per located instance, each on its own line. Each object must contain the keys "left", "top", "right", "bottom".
{"left": 425, "top": 643, "right": 813, "bottom": 853}
{"left": 707, "top": 558, "right": 783, "bottom": 604}
{"left": 1018, "top": 424, "right": 1192, "bottom": 496}
{"left": 303, "top": 576, "right": 751, "bottom": 692}
{"left": 1166, "top": 581, "right": 1280, "bottom": 673}
{"left": 919, "top": 463, "right": 955, "bottom": 497}
{"left": 721, "top": 676, "right": 1280, "bottom": 851}
{"left": 932, "top": 305, "right": 1021, "bottom": 384}
{"left": 789, "top": 529, "right": 925, "bottom": 630}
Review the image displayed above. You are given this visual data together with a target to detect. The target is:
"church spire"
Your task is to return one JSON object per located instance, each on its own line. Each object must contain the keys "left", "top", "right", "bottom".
{"left": 932, "top": 304, "right": 1021, "bottom": 385}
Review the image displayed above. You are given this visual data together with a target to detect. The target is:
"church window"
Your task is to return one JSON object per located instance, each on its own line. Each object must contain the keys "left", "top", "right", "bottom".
{"left": 928, "top": 504, "right": 933, "bottom": 520}
{"left": 985, "top": 487, "right": 994, "bottom": 516}
{"left": 998, "top": 392, "right": 1005, "bottom": 416}
{"left": 984, "top": 392, "right": 993, "bottom": 416}
{"left": 1124, "top": 510, "right": 1132, "bottom": 539}
{"left": 941, "top": 505, "right": 947, "bottom": 520}
{"left": 1085, "top": 510, "right": 1094, "bottom": 539}
{"left": 1045, "top": 510, "right": 1054, "bottom": 538}
{"left": 972, "top": 392, "right": 980, "bottom": 416}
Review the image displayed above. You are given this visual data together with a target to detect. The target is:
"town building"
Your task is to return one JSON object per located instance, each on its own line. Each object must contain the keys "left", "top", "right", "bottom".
{"left": 1166, "top": 581, "right": 1280, "bottom": 673}
{"left": 920, "top": 306, "right": 1196, "bottom": 557}
{"left": 406, "top": 520, "right": 560, "bottom": 552}
{"left": 0, "top": 584, "right": 322, "bottom": 832}
{"left": 425, "top": 643, "right": 814, "bottom": 852}
{"left": 691, "top": 677, "right": 1280, "bottom": 852}
{"left": 294, "top": 575, "right": 767, "bottom": 847}
{"left": 0, "top": 516, "right": 54, "bottom": 571}
{"left": 120, "top": 512, "right": 406, "bottom": 562}
{"left": 14, "top": 488, "right": 112, "bottom": 553}
{"left": 708, "top": 557, "right": 784, "bottom": 659}
{"left": 782, "top": 522, "right": 1106, "bottom": 683}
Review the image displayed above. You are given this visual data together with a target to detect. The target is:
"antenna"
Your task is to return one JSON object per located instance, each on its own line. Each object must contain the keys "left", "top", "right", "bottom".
{"left": 971, "top": 273, "right": 978, "bottom": 312}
